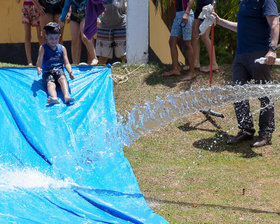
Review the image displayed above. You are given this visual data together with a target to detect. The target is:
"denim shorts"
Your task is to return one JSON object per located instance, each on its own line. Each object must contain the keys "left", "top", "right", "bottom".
{"left": 170, "top": 10, "right": 194, "bottom": 41}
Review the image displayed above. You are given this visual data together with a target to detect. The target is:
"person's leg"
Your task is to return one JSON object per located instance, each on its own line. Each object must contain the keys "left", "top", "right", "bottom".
{"left": 181, "top": 40, "right": 195, "bottom": 80}
{"left": 70, "top": 20, "right": 81, "bottom": 64}
{"left": 162, "top": 36, "right": 181, "bottom": 76}
{"left": 248, "top": 51, "right": 275, "bottom": 139}
{"left": 200, "top": 26, "right": 219, "bottom": 72}
{"left": 40, "top": 13, "right": 53, "bottom": 42}
{"left": 227, "top": 54, "right": 255, "bottom": 144}
{"left": 24, "top": 24, "right": 33, "bottom": 66}
{"left": 96, "top": 29, "right": 113, "bottom": 65}
{"left": 113, "top": 28, "right": 126, "bottom": 63}
{"left": 58, "top": 75, "right": 75, "bottom": 103}
{"left": 80, "top": 19, "right": 98, "bottom": 65}
{"left": 47, "top": 81, "right": 59, "bottom": 104}
{"left": 191, "top": 19, "right": 201, "bottom": 69}
{"left": 35, "top": 26, "right": 44, "bottom": 46}
{"left": 180, "top": 11, "right": 195, "bottom": 80}
{"left": 54, "top": 14, "right": 64, "bottom": 44}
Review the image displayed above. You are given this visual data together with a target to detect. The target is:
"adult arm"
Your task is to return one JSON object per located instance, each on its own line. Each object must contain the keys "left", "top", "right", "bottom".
{"left": 265, "top": 15, "right": 279, "bottom": 65}
{"left": 36, "top": 45, "right": 44, "bottom": 75}
{"left": 62, "top": 46, "right": 74, "bottom": 80}
{"left": 59, "top": 0, "right": 70, "bottom": 24}
{"left": 212, "top": 12, "right": 238, "bottom": 32}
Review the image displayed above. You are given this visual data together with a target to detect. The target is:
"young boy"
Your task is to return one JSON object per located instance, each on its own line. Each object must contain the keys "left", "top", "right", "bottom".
{"left": 36, "top": 22, "right": 75, "bottom": 104}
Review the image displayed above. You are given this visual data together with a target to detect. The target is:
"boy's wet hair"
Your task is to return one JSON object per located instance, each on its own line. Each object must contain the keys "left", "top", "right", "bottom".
{"left": 44, "top": 22, "right": 60, "bottom": 35}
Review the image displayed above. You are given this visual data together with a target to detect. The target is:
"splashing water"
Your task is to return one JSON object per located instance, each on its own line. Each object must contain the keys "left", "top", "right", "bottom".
{"left": 103, "top": 84, "right": 280, "bottom": 151}
{"left": 0, "top": 166, "right": 77, "bottom": 191}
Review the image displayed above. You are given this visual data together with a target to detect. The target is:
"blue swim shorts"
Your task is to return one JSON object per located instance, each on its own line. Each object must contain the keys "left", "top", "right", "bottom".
{"left": 170, "top": 10, "right": 194, "bottom": 41}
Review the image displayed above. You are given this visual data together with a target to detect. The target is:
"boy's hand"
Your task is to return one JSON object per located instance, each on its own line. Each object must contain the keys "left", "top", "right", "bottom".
{"left": 37, "top": 67, "right": 42, "bottom": 76}
{"left": 16, "top": 0, "right": 20, "bottom": 4}
{"left": 70, "top": 73, "right": 75, "bottom": 80}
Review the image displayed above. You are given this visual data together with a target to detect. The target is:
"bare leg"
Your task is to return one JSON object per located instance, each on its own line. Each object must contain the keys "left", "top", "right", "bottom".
{"left": 24, "top": 24, "right": 33, "bottom": 65}
{"left": 35, "top": 26, "right": 44, "bottom": 46}
{"left": 70, "top": 21, "right": 81, "bottom": 64}
{"left": 200, "top": 26, "right": 219, "bottom": 73}
{"left": 80, "top": 20, "right": 98, "bottom": 65}
{"left": 40, "top": 13, "right": 53, "bottom": 43}
{"left": 120, "top": 55, "right": 126, "bottom": 63}
{"left": 47, "top": 81, "right": 59, "bottom": 104}
{"left": 190, "top": 19, "right": 201, "bottom": 69}
{"left": 54, "top": 14, "right": 64, "bottom": 44}
{"left": 162, "top": 36, "right": 181, "bottom": 76}
{"left": 181, "top": 40, "right": 196, "bottom": 81}
{"left": 58, "top": 76, "right": 75, "bottom": 103}
{"left": 98, "top": 56, "right": 109, "bottom": 65}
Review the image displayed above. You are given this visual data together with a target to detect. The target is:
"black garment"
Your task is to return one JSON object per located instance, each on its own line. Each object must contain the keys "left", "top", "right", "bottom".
{"left": 232, "top": 50, "right": 275, "bottom": 137}
{"left": 175, "top": 0, "right": 189, "bottom": 12}
{"left": 38, "top": 0, "right": 65, "bottom": 15}
{"left": 43, "top": 69, "right": 66, "bottom": 84}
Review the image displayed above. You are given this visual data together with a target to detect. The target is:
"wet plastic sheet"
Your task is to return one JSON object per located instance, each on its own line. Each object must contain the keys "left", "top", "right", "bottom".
{"left": 0, "top": 66, "right": 168, "bottom": 224}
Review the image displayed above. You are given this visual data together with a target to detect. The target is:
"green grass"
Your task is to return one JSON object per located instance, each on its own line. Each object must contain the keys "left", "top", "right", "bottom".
{"left": 2, "top": 62, "right": 280, "bottom": 223}
{"left": 112, "top": 63, "right": 280, "bottom": 223}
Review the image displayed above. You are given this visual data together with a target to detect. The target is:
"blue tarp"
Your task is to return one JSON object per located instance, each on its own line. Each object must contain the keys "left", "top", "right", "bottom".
{"left": 0, "top": 66, "right": 168, "bottom": 224}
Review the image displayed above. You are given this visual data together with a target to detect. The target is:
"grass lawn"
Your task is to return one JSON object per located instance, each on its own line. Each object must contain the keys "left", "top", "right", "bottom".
{"left": 1, "top": 62, "right": 280, "bottom": 223}
{"left": 112, "top": 63, "right": 280, "bottom": 223}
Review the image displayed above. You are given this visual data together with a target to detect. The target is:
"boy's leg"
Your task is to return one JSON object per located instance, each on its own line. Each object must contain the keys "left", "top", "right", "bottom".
{"left": 200, "top": 26, "right": 219, "bottom": 72}
{"left": 47, "top": 81, "right": 59, "bottom": 104}
{"left": 70, "top": 21, "right": 81, "bottom": 64}
{"left": 162, "top": 36, "right": 181, "bottom": 76}
{"left": 24, "top": 24, "right": 33, "bottom": 66}
{"left": 181, "top": 11, "right": 195, "bottom": 81}
{"left": 190, "top": 19, "right": 201, "bottom": 69}
{"left": 58, "top": 75, "right": 75, "bottom": 103}
{"left": 80, "top": 20, "right": 98, "bottom": 65}
{"left": 181, "top": 40, "right": 195, "bottom": 81}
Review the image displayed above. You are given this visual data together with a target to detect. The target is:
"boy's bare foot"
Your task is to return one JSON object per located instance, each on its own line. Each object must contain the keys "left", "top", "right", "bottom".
{"left": 180, "top": 72, "right": 196, "bottom": 81}
{"left": 28, "top": 63, "right": 33, "bottom": 66}
{"left": 200, "top": 65, "right": 219, "bottom": 73}
{"left": 162, "top": 69, "right": 181, "bottom": 77}
{"left": 65, "top": 96, "right": 76, "bottom": 104}
{"left": 47, "top": 96, "right": 60, "bottom": 104}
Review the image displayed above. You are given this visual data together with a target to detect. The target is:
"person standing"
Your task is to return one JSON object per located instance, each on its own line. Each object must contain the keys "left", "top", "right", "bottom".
{"left": 162, "top": 0, "right": 195, "bottom": 81}
{"left": 32, "top": 0, "right": 65, "bottom": 44}
{"left": 191, "top": 0, "right": 219, "bottom": 72}
{"left": 16, "top": 0, "right": 44, "bottom": 65}
{"left": 214, "top": 0, "right": 279, "bottom": 147}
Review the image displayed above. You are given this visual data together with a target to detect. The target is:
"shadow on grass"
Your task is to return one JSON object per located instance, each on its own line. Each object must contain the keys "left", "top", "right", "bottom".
{"left": 178, "top": 122, "right": 262, "bottom": 158}
{"left": 145, "top": 197, "right": 280, "bottom": 216}
{"left": 144, "top": 64, "right": 194, "bottom": 89}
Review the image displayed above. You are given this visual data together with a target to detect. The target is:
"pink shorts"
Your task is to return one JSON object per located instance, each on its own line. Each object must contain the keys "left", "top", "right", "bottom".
{"left": 22, "top": 4, "right": 40, "bottom": 27}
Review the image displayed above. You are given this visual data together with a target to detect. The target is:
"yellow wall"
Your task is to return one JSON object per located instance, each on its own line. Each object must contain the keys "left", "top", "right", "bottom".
{"left": 0, "top": 0, "right": 71, "bottom": 43}
{"left": 149, "top": 0, "right": 185, "bottom": 64}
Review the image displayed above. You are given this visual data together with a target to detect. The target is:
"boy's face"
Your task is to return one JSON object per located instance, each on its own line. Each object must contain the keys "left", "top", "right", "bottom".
{"left": 46, "top": 34, "right": 60, "bottom": 47}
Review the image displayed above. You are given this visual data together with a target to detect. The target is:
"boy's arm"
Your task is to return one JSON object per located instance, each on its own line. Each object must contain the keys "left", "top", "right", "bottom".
{"left": 62, "top": 46, "right": 74, "bottom": 80}
{"left": 36, "top": 45, "right": 44, "bottom": 76}
{"left": 182, "top": 0, "right": 194, "bottom": 24}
